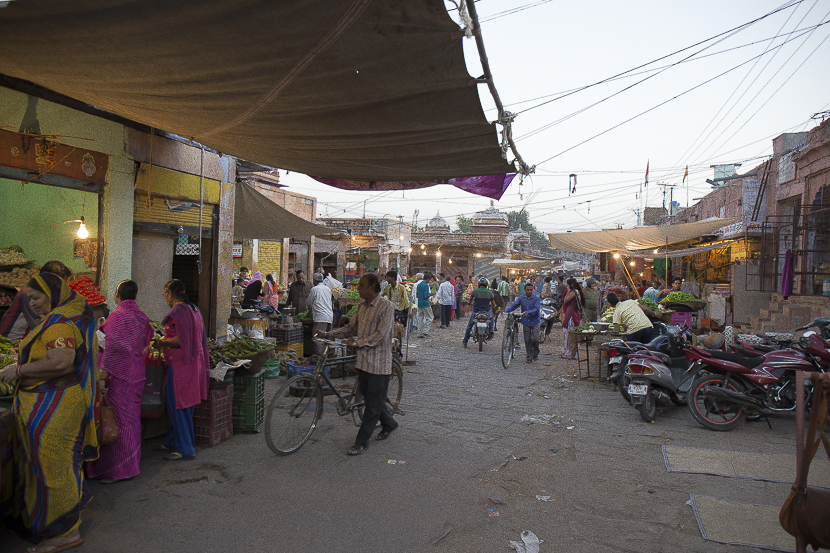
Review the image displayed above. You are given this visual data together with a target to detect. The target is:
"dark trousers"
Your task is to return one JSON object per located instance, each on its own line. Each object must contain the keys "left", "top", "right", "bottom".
{"left": 523, "top": 324, "right": 540, "bottom": 361}
{"left": 355, "top": 370, "right": 397, "bottom": 447}
{"left": 627, "top": 327, "right": 655, "bottom": 344}
{"left": 440, "top": 304, "right": 452, "bottom": 327}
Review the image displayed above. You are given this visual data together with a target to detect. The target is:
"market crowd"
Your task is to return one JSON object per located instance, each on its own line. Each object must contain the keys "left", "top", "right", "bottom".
{"left": 0, "top": 261, "right": 209, "bottom": 553}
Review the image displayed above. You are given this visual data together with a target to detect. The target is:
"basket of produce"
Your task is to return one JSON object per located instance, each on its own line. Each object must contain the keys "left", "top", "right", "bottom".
{"left": 659, "top": 292, "right": 706, "bottom": 312}
{"left": 67, "top": 276, "right": 107, "bottom": 306}
{"left": 570, "top": 321, "right": 597, "bottom": 334}
{"left": 0, "top": 266, "right": 40, "bottom": 289}
{"left": 211, "top": 337, "right": 275, "bottom": 373}
{"left": 599, "top": 306, "right": 615, "bottom": 323}
{"left": 592, "top": 322, "right": 610, "bottom": 331}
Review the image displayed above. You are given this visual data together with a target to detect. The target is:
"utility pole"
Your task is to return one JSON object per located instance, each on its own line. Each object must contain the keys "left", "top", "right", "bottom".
{"left": 657, "top": 182, "right": 677, "bottom": 216}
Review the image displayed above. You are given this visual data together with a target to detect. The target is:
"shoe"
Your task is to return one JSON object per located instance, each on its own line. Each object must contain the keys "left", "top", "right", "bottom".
{"left": 347, "top": 444, "right": 367, "bottom": 456}
{"left": 462, "top": 341, "right": 467, "bottom": 348}
{"left": 533, "top": 356, "right": 538, "bottom": 361}
{"left": 418, "top": 335, "right": 425, "bottom": 339}
{"left": 525, "top": 359, "right": 533, "bottom": 364}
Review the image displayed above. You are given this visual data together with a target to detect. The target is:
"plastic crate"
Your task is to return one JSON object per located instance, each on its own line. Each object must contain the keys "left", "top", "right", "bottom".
{"left": 286, "top": 362, "right": 328, "bottom": 379}
{"left": 271, "top": 327, "right": 303, "bottom": 344}
{"left": 193, "top": 385, "right": 234, "bottom": 447}
{"left": 232, "top": 395, "right": 264, "bottom": 432}
{"left": 232, "top": 368, "right": 265, "bottom": 400}
{"left": 275, "top": 341, "right": 303, "bottom": 358}
{"left": 671, "top": 311, "right": 693, "bottom": 328}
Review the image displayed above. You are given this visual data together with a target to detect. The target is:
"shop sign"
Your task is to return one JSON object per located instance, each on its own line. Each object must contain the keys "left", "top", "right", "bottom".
{"left": 232, "top": 244, "right": 243, "bottom": 257}
{"left": 0, "top": 129, "right": 109, "bottom": 185}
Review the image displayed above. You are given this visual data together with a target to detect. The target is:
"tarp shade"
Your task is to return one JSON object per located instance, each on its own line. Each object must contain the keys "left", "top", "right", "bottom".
{"left": 628, "top": 240, "right": 740, "bottom": 259}
{"left": 547, "top": 218, "right": 742, "bottom": 253}
{"left": 233, "top": 183, "right": 338, "bottom": 239}
{"left": 312, "top": 174, "right": 517, "bottom": 200}
{"left": 488, "top": 258, "right": 553, "bottom": 269}
{"left": 0, "top": 0, "right": 514, "bottom": 183}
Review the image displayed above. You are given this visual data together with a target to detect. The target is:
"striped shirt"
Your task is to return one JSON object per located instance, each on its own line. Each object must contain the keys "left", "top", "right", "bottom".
{"left": 381, "top": 282, "right": 410, "bottom": 312}
{"left": 324, "top": 294, "right": 393, "bottom": 375}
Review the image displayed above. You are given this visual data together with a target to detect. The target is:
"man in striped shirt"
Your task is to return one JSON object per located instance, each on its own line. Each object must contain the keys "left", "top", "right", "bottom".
{"left": 318, "top": 273, "right": 397, "bottom": 456}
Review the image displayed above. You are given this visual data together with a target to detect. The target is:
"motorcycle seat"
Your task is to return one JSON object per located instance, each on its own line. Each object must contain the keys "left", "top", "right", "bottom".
{"left": 707, "top": 349, "right": 765, "bottom": 368}
{"left": 627, "top": 335, "right": 665, "bottom": 349}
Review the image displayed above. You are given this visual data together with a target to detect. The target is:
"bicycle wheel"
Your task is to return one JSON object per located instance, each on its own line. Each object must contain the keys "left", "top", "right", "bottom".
{"left": 501, "top": 326, "right": 514, "bottom": 369}
{"left": 356, "top": 358, "right": 404, "bottom": 421}
{"left": 264, "top": 374, "right": 323, "bottom": 455}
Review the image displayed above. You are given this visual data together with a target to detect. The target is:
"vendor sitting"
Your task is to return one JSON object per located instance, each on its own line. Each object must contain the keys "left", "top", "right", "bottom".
{"left": 606, "top": 292, "right": 658, "bottom": 343}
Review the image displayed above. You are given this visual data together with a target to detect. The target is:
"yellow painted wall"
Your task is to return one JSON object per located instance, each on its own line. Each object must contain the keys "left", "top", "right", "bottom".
{"left": 258, "top": 240, "right": 282, "bottom": 279}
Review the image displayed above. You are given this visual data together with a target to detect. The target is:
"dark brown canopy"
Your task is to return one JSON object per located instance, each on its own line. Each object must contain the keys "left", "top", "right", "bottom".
{"left": 0, "top": 0, "right": 514, "bottom": 181}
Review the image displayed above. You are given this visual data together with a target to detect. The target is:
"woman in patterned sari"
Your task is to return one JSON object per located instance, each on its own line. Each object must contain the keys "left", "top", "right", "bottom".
{"left": 0, "top": 272, "right": 99, "bottom": 553}
{"left": 152, "top": 279, "right": 209, "bottom": 461}
{"left": 86, "top": 280, "right": 153, "bottom": 484}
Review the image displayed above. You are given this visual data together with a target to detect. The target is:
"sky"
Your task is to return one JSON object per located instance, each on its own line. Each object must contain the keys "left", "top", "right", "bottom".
{"left": 278, "top": 0, "right": 830, "bottom": 234}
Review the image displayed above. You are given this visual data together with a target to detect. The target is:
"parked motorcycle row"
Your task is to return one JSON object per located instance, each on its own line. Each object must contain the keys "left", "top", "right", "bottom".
{"left": 600, "top": 317, "right": 830, "bottom": 430}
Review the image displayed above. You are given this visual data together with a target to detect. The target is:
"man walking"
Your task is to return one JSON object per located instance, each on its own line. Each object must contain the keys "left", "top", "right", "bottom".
{"left": 316, "top": 273, "right": 397, "bottom": 456}
{"left": 555, "top": 275, "right": 567, "bottom": 303}
{"left": 462, "top": 278, "right": 497, "bottom": 348}
{"left": 505, "top": 283, "right": 542, "bottom": 363}
{"left": 382, "top": 270, "right": 410, "bottom": 356}
{"left": 437, "top": 274, "right": 455, "bottom": 329}
{"left": 307, "top": 272, "right": 333, "bottom": 355}
{"left": 498, "top": 276, "right": 510, "bottom": 305}
{"left": 415, "top": 272, "right": 434, "bottom": 338}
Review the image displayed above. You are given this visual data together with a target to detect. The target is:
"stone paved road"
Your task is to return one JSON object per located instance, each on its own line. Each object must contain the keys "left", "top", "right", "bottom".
{"left": 1, "top": 318, "right": 802, "bottom": 552}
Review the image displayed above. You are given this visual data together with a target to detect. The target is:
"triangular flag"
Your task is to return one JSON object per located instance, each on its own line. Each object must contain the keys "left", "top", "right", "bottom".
{"left": 682, "top": 165, "right": 688, "bottom": 183}
{"left": 645, "top": 160, "right": 649, "bottom": 187}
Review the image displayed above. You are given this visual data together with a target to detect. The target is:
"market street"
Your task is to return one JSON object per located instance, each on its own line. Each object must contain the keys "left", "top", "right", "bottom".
{"left": 1, "top": 322, "right": 802, "bottom": 553}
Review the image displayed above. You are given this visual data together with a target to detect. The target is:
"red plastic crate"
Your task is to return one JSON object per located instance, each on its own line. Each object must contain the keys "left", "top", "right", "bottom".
{"left": 193, "top": 384, "right": 234, "bottom": 447}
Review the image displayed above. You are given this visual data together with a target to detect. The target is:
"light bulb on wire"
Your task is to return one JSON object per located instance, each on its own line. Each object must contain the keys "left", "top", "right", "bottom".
{"left": 76, "top": 217, "right": 89, "bottom": 239}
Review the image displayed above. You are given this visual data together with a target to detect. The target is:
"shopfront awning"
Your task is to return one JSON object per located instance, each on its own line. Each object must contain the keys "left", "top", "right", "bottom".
{"left": 0, "top": 1, "right": 514, "bottom": 186}
{"left": 488, "top": 258, "right": 553, "bottom": 269}
{"left": 233, "top": 183, "right": 339, "bottom": 240}
{"left": 547, "top": 217, "right": 742, "bottom": 253}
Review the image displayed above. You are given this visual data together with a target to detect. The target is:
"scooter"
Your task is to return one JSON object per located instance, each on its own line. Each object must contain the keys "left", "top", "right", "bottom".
{"left": 684, "top": 317, "right": 830, "bottom": 431}
{"left": 626, "top": 325, "right": 695, "bottom": 422}
{"left": 471, "top": 311, "right": 494, "bottom": 352}
{"left": 540, "top": 298, "right": 561, "bottom": 341}
{"left": 603, "top": 323, "right": 673, "bottom": 402}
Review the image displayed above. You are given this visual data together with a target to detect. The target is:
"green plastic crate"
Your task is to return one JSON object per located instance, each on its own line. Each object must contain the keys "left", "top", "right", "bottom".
{"left": 232, "top": 396, "right": 264, "bottom": 432}
{"left": 232, "top": 368, "right": 265, "bottom": 400}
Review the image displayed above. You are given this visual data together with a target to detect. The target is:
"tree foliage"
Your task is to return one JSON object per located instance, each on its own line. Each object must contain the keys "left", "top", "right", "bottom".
{"left": 455, "top": 215, "right": 474, "bottom": 233}
{"left": 506, "top": 210, "right": 555, "bottom": 257}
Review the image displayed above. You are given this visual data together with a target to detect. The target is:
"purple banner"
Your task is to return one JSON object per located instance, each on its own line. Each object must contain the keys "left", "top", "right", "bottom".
{"left": 312, "top": 174, "right": 516, "bottom": 201}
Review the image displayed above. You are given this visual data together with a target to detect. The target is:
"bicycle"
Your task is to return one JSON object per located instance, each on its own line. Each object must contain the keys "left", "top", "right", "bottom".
{"left": 501, "top": 312, "right": 521, "bottom": 369}
{"left": 264, "top": 338, "right": 404, "bottom": 455}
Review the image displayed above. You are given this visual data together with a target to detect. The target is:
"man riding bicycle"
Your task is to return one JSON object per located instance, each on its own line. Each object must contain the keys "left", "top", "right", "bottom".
{"left": 462, "top": 278, "right": 497, "bottom": 348}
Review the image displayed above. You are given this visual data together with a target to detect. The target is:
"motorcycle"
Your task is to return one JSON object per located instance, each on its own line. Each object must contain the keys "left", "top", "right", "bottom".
{"left": 540, "top": 297, "right": 561, "bottom": 341}
{"left": 471, "top": 311, "right": 493, "bottom": 352}
{"left": 603, "top": 323, "right": 672, "bottom": 402}
{"left": 685, "top": 317, "right": 830, "bottom": 431}
{"left": 626, "top": 325, "right": 695, "bottom": 422}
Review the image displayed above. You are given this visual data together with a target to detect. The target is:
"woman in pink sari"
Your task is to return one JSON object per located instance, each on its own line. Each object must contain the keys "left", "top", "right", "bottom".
{"left": 86, "top": 280, "right": 154, "bottom": 484}
{"left": 152, "top": 279, "right": 209, "bottom": 460}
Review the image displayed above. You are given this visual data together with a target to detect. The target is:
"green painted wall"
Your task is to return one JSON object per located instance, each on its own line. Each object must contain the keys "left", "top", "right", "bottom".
{"left": 0, "top": 179, "right": 98, "bottom": 275}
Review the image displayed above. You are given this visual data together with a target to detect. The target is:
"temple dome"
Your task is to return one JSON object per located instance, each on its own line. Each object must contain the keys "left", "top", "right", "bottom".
{"left": 425, "top": 211, "right": 450, "bottom": 232}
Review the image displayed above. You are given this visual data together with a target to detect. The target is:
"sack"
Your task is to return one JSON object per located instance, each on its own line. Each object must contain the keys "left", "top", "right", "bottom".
{"left": 779, "top": 374, "right": 830, "bottom": 549}
{"left": 100, "top": 393, "right": 120, "bottom": 445}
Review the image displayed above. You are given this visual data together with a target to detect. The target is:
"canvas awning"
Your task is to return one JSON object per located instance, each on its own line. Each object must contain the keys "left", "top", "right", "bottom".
{"left": 547, "top": 218, "right": 742, "bottom": 253}
{"left": 488, "top": 258, "right": 553, "bottom": 269}
{"left": 0, "top": 1, "right": 514, "bottom": 185}
{"left": 233, "top": 183, "right": 338, "bottom": 240}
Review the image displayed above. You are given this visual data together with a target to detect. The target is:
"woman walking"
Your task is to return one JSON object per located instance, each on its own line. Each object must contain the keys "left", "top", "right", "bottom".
{"left": 153, "top": 280, "right": 209, "bottom": 461}
{"left": 561, "top": 278, "right": 586, "bottom": 359}
{"left": 86, "top": 280, "right": 154, "bottom": 484}
{"left": 263, "top": 273, "right": 278, "bottom": 307}
{"left": 0, "top": 273, "right": 99, "bottom": 552}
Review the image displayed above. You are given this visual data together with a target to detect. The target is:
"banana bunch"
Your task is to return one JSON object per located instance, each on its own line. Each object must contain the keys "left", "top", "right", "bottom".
{"left": 0, "top": 379, "right": 16, "bottom": 397}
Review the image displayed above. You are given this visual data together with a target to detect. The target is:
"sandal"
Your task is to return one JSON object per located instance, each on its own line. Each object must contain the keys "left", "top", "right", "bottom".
{"left": 26, "top": 535, "right": 83, "bottom": 553}
{"left": 347, "top": 445, "right": 366, "bottom": 456}
{"left": 164, "top": 452, "right": 195, "bottom": 461}
{"left": 153, "top": 444, "right": 171, "bottom": 451}
{"left": 376, "top": 427, "right": 397, "bottom": 441}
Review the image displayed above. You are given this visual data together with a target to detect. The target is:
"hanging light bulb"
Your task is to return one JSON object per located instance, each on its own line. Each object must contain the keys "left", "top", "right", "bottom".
{"left": 653, "top": 249, "right": 659, "bottom": 255}
{"left": 476, "top": 253, "right": 482, "bottom": 258}
{"left": 629, "top": 261, "right": 635, "bottom": 267}
{"left": 399, "top": 235, "right": 404, "bottom": 241}
{"left": 407, "top": 247, "right": 412, "bottom": 253}
{"left": 448, "top": 259, "right": 453, "bottom": 264}
{"left": 420, "top": 244, "right": 425, "bottom": 250}
{"left": 436, "top": 251, "right": 441, "bottom": 257}
{"left": 77, "top": 216, "right": 89, "bottom": 239}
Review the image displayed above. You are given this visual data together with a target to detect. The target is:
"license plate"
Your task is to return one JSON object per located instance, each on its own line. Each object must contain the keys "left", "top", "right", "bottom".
{"left": 628, "top": 384, "right": 648, "bottom": 396}
{"left": 477, "top": 323, "right": 487, "bottom": 329}
{"left": 609, "top": 356, "right": 623, "bottom": 364}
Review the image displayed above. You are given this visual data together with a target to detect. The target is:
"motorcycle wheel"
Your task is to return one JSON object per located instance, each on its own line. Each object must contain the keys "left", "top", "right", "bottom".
{"left": 637, "top": 394, "right": 657, "bottom": 423}
{"left": 688, "top": 374, "right": 747, "bottom": 431}
{"left": 613, "top": 363, "right": 631, "bottom": 403}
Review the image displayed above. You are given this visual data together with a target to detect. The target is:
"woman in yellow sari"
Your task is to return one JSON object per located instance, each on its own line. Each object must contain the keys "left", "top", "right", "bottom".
{"left": 0, "top": 272, "right": 99, "bottom": 553}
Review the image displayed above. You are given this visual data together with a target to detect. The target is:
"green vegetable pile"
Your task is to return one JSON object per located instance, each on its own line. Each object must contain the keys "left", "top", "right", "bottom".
{"left": 660, "top": 291, "right": 698, "bottom": 303}
{"left": 296, "top": 311, "right": 311, "bottom": 319}
{"left": 637, "top": 297, "right": 660, "bottom": 311}
{"left": 571, "top": 321, "right": 596, "bottom": 333}
{"left": 600, "top": 306, "right": 615, "bottom": 323}
{"left": 0, "top": 336, "right": 17, "bottom": 355}
{"left": 346, "top": 288, "right": 360, "bottom": 299}
{"left": 149, "top": 320, "right": 165, "bottom": 332}
{"left": 211, "top": 337, "right": 275, "bottom": 358}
